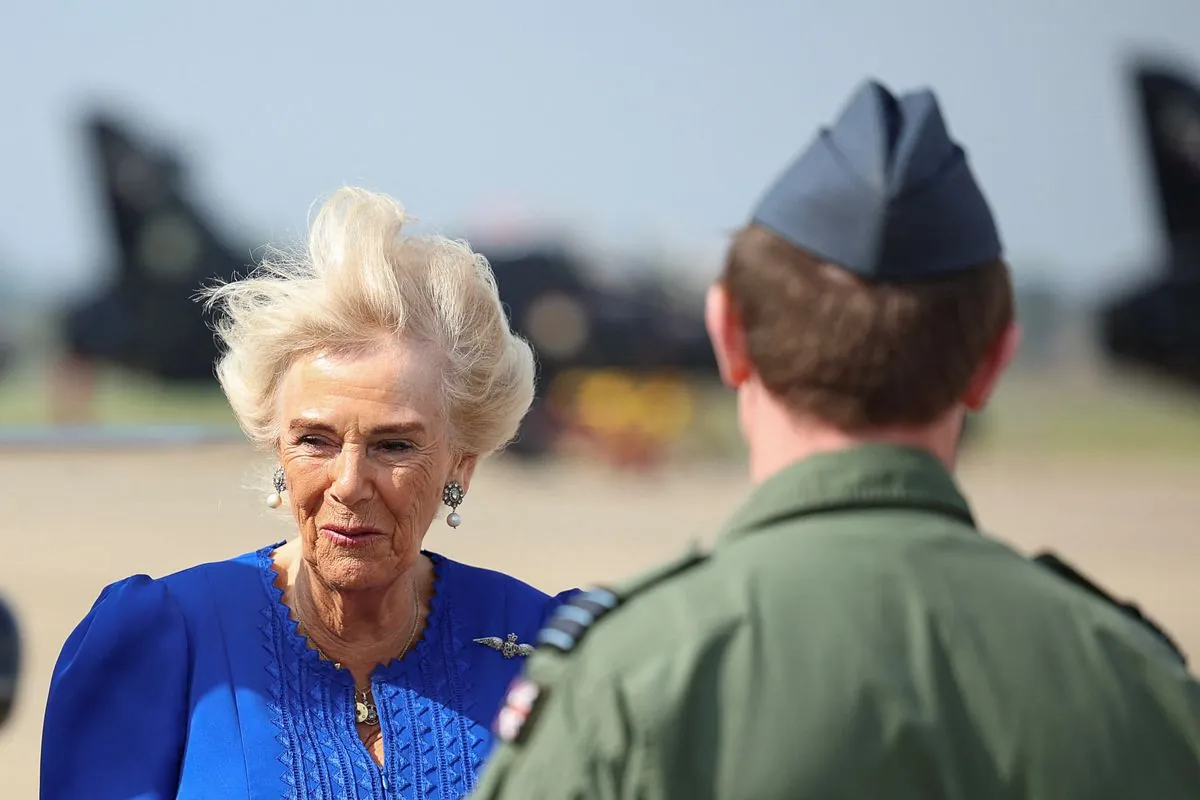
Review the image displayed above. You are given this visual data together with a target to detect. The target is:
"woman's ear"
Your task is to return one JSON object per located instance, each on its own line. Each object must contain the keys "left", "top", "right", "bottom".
{"left": 452, "top": 453, "right": 479, "bottom": 493}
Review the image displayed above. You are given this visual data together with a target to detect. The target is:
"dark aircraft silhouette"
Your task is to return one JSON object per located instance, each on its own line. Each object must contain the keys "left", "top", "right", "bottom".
{"left": 58, "top": 111, "right": 249, "bottom": 388}
{"left": 1098, "top": 57, "right": 1200, "bottom": 390}
{"left": 480, "top": 243, "right": 716, "bottom": 455}
{"left": 56, "top": 111, "right": 716, "bottom": 457}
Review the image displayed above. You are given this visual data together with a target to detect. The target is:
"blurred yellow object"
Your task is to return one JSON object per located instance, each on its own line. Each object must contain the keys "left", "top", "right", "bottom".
{"left": 634, "top": 376, "right": 694, "bottom": 438}
{"left": 559, "top": 369, "right": 696, "bottom": 443}
{"left": 576, "top": 370, "right": 640, "bottom": 433}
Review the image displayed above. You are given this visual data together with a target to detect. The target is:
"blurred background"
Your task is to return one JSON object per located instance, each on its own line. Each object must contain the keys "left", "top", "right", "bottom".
{"left": 3, "top": 0, "right": 1200, "bottom": 794}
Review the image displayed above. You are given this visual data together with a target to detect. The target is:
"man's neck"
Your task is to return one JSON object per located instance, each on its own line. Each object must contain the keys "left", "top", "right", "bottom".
{"left": 742, "top": 387, "right": 963, "bottom": 485}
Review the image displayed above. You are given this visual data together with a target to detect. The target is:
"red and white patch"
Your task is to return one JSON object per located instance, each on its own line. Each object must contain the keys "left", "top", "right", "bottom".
{"left": 495, "top": 676, "right": 541, "bottom": 743}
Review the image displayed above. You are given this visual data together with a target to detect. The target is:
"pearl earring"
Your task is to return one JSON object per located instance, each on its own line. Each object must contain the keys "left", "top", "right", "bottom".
{"left": 442, "top": 482, "right": 465, "bottom": 528}
{"left": 266, "top": 467, "right": 286, "bottom": 509}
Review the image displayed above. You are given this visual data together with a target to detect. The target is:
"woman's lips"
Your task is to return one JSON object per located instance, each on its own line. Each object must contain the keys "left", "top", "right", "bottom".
{"left": 320, "top": 525, "right": 386, "bottom": 547}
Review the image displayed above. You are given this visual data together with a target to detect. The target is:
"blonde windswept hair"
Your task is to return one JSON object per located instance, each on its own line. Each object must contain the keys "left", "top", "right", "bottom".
{"left": 198, "top": 186, "right": 536, "bottom": 458}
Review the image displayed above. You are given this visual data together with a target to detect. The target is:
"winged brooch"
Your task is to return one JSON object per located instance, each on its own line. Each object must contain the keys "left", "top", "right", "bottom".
{"left": 474, "top": 632, "right": 535, "bottom": 659}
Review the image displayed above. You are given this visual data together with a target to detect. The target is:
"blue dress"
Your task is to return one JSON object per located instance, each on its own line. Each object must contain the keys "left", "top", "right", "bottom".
{"left": 41, "top": 542, "right": 579, "bottom": 799}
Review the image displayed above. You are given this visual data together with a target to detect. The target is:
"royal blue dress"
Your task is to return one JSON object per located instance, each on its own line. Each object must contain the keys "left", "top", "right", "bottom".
{"left": 41, "top": 542, "right": 578, "bottom": 799}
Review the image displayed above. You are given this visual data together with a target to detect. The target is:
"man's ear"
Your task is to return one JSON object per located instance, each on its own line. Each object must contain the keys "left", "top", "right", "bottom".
{"left": 705, "top": 282, "right": 752, "bottom": 388}
{"left": 962, "top": 321, "right": 1021, "bottom": 411}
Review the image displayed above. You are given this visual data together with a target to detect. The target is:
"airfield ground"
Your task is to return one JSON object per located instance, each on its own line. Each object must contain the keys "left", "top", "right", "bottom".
{"left": 0, "top": 362, "right": 1197, "bottom": 796}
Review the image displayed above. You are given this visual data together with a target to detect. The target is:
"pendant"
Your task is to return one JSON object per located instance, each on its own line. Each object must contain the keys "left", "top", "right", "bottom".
{"left": 356, "top": 697, "right": 379, "bottom": 726}
{"left": 355, "top": 688, "right": 380, "bottom": 726}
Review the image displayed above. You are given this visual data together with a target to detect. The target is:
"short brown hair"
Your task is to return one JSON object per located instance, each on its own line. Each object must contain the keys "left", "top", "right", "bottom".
{"left": 721, "top": 224, "right": 1014, "bottom": 430}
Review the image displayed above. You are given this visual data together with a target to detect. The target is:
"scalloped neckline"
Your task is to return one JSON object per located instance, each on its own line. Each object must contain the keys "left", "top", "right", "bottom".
{"left": 255, "top": 540, "right": 451, "bottom": 683}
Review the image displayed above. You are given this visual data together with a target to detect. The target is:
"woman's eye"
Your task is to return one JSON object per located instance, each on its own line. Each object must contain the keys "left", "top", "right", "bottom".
{"left": 379, "top": 440, "right": 414, "bottom": 452}
{"left": 297, "top": 435, "right": 328, "bottom": 447}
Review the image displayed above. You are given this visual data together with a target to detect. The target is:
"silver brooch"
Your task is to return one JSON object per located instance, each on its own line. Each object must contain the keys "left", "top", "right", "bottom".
{"left": 474, "top": 632, "right": 535, "bottom": 659}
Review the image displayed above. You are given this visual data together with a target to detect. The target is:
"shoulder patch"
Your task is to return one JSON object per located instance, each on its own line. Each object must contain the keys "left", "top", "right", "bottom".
{"left": 494, "top": 674, "right": 543, "bottom": 744}
{"left": 535, "top": 543, "right": 708, "bottom": 655}
{"left": 1033, "top": 550, "right": 1187, "bottom": 665}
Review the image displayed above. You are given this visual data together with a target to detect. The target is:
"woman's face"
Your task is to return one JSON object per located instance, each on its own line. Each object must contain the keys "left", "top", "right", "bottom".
{"left": 275, "top": 339, "right": 475, "bottom": 591}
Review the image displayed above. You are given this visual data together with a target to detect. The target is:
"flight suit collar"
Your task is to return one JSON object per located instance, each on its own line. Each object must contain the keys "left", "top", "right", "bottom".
{"left": 718, "top": 443, "right": 976, "bottom": 543}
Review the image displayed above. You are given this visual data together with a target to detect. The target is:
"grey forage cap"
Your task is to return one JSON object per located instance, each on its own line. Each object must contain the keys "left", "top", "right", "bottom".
{"left": 750, "top": 79, "right": 1003, "bottom": 281}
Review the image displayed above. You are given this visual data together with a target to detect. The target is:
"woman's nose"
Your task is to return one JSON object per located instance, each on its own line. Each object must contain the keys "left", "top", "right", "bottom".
{"left": 329, "top": 448, "right": 373, "bottom": 506}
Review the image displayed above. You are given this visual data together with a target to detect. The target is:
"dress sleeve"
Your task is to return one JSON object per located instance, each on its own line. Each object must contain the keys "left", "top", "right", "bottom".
{"left": 40, "top": 575, "right": 191, "bottom": 800}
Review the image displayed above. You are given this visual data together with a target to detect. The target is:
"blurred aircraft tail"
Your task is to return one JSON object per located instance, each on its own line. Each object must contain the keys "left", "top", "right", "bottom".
{"left": 83, "top": 111, "right": 248, "bottom": 291}
{"left": 1133, "top": 61, "right": 1200, "bottom": 270}
{"left": 1097, "top": 57, "right": 1200, "bottom": 392}
{"left": 66, "top": 112, "right": 252, "bottom": 382}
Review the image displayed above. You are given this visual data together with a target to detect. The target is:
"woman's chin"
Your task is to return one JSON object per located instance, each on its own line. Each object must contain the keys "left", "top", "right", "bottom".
{"left": 310, "top": 539, "right": 403, "bottom": 590}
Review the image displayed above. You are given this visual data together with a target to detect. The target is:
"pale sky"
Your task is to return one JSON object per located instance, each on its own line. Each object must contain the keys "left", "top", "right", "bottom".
{"left": 2, "top": 0, "right": 1199, "bottom": 303}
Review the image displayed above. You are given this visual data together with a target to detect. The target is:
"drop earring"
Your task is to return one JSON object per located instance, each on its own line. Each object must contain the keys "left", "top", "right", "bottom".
{"left": 443, "top": 482, "right": 465, "bottom": 528}
{"left": 267, "top": 467, "right": 286, "bottom": 509}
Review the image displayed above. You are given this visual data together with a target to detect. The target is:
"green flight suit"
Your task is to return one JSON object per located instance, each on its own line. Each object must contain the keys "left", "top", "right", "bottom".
{"left": 474, "top": 444, "right": 1200, "bottom": 799}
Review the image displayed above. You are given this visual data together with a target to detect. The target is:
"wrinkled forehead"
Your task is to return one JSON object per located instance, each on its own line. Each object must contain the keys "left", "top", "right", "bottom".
{"left": 275, "top": 340, "right": 448, "bottom": 437}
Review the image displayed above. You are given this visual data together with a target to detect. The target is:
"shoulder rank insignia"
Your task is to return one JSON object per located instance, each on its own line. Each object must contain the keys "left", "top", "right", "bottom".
{"left": 535, "top": 587, "right": 619, "bottom": 654}
{"left": 495, "top": 675, "right": 542, "bottom": 743}
{"left": 473, "top": 632, "right": 535, "bottom": 659}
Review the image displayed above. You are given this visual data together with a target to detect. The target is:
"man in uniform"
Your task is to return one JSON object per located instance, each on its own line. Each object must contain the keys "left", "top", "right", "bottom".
{"left": 472, "top": 79, "right": 1200, "bottom": 798}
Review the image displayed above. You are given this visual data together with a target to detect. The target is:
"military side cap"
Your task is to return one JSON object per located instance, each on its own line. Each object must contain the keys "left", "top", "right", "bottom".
{"left": 751, "top": 79, "right": 1003, "bottom": 282}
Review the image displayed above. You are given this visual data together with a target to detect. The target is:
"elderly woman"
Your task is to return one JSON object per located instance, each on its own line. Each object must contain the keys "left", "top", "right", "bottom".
{"left": 40, "top": 187, "right": 579, "bottom": 799}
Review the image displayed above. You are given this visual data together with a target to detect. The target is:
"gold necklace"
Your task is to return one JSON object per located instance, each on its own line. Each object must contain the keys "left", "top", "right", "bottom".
{"left": 302, "top": 581, "right": 422, "bottom": 728}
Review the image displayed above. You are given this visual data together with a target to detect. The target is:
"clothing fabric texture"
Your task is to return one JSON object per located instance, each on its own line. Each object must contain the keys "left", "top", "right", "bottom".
{"left": 42, "top": 542, "right": 578, "bottom": 799}
{"left": 475, "top": 444, "right": 1200, "bottom": 799}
